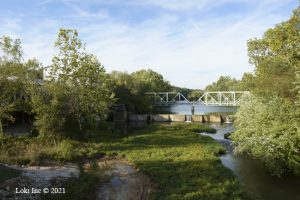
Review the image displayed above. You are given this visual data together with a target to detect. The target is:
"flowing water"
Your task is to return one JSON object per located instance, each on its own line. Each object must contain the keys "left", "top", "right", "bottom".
{"left": 201, "top": 124, "right": 300, "bottom": 200}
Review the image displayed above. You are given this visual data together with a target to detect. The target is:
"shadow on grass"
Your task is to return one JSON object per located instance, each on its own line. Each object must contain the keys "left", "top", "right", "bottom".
{"left": 0, "top": 164, "right": 21, "bottom": 182}
{"left": 133, "top": 159, "right": 249, "bottom": 200}
{"left": 99, "top": 123, "right": 224, "bottom": 155}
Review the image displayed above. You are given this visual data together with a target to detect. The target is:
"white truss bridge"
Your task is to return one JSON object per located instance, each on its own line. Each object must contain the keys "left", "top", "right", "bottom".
{"left": 146, "top": 91, "right": 250, "bottom": 106}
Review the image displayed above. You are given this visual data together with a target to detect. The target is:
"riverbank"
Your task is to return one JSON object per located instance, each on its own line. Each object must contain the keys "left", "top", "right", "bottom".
{"left": 0, "top": 123, "right": 249, "bottom": 199}
{"left": 203, "top": 124, "right": 300, "bottom": 200}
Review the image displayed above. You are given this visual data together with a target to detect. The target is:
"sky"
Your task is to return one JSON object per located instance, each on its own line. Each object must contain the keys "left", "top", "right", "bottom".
{"left": 0, "top": 0, "right": 299, "bottom": 89}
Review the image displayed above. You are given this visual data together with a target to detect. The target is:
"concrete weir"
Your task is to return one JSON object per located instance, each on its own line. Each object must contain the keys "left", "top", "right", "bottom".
{"left": 128, "top": 114, "right": 226, "bottom": 123}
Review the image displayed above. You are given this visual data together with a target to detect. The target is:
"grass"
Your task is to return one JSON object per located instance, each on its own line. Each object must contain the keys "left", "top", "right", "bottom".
{"left": 0, "top": 164, "right": 21, "bottom": 182}
{"left": 100, "top": 123, "right": 247, "bottom": 200}
{"left": 41, "top": 170, "right": 99, "bottom": 200}
{"left": 0, "top": 122, "right": 249, "bottom": 199}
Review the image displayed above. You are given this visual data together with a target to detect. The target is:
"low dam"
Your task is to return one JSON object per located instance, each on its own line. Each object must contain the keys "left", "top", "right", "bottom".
{"left": 128, "top": 114, "right": 230, "bottom": 123}
{"left": 113, "top": 104, "right": 234, "bottom": 123}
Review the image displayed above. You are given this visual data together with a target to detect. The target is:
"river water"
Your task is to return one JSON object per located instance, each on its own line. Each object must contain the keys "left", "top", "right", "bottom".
{"left": 201, "top": 124, "right": 300, "bottom": 200}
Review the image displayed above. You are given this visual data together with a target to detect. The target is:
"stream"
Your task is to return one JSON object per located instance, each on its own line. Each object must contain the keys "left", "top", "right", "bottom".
{"left": 201, "top": 124, "right": 300, "bottom": 200}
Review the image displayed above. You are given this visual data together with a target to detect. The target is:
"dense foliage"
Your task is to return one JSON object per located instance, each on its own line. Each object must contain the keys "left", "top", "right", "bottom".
{"left": 30, "top": 29, "right": 114, "bottom": 136}
{"left": 0, "top": 29, "right": 191, "bottom": 136}
{"left": 232, "top": 6, "right": 300, "bottom": 176}
{"left": 110, "top": 69, "right": 172, "bottom": 113}
{"left": 0, "top": 36, "right": 42, "bottom": 134}
{"left": 204, "top": 76, "right": 242, "bottom": 91}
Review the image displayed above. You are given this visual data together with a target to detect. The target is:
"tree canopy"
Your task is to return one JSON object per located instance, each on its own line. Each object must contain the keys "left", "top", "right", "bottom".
{"left": 232, "top": 5, "right": 300, "bottom": 176}
{"left": 31, "top": 29, "right": 114, "bottom": 136}
{"left": 0, "top": 36, "right": 41, "bottom": 134}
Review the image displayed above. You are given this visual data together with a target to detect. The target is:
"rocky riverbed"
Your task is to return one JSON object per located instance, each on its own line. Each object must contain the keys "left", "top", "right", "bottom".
{"left": 0, "top": 159, "right": 153, "bottom": 200}
{"left": 0, "top": 164, "right": 80, "bottom": 200}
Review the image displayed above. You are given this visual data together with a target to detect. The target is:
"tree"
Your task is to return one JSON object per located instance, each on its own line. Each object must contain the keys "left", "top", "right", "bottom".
{"left": 232, "top": 5, "right": 300, "bottom": 176}
{"left": 187, "top": 90, "right": 203, "bottom": 101}
{"left": 110, "top": 69, "right": 173, "bottom": 113}
{"left": 232, "top": 96, "right": 300, "bottom": 176}
{"left": 204, "top": 76, "right": 241, "bottom": 91}
{"left": 0, "top": 36, "right": 38, "bottom": 134}
{"left": 247, "top": 6, "right": 300, "bottom": 101}
{"left": 31, "top": 29, "right": 114, "bottom": 135}
{"left": 0, "top": 36, "right": 23, "bottom": 63}
{"left": 131, "top": 69, "right": 172, "bottom": 93}
{"left": 0, "top": 80, "right": 14, "bottom": 135}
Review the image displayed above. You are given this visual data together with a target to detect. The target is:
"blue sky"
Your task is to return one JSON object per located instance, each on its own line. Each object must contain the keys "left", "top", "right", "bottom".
{"left": 0, "top": 0, "right": 298, "bottom": 88}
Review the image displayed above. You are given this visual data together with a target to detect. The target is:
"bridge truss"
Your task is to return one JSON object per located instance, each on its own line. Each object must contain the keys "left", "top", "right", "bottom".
{"left": 198, "top": 91, "right": 250, "bottom": 106}
{"left": 146, "top": 91, "right": 250, "bottom": 106}
{"left": 146, "top": 92, "right": 189, "bottom": 105}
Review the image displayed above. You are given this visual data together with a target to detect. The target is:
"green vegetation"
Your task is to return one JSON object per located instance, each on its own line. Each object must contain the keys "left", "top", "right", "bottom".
{"left": 30, "top": 29, "right": 114, "bottom": 136}
{"left": 42, "top": 170, "right": 100, "bottom": 200}
{"left": 0, "top": 29, "right": 187, "bottom": 136}
{"left": 203, "top": 5, "right": 300, "bottom": 177}
{"left": 201, "top": 5, "right": 300, "bottom": 177}
{"left": 110, "top": 69, "right": 172, "bottom": 113}
{"left": 101, "top": 123, "right": 242, "bottom": 200}
{"left": 214, "top": 7, "right": 300, "bottom": 176}
{"left": 0, "top": 123, "right": 249, "bottom": 199}
{"left": 204, "top": 76, "right": 243, "bottom": 92}
{"left": 1, "top": 3, "right": 299, "bottom": 199}
{"left": 0, "top": 36, "right": 42, "bottom": 134}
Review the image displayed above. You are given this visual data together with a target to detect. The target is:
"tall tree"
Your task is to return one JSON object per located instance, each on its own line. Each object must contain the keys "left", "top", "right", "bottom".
{"left": 110, "top": 69, "right": 173, "bottom": 113}
{"left": 31, "top": 29, "right": 114, "bottom": 135}
{"left": 204, "top": 76, "right": 241, "bottom": 91}
{"left": 232, "top": 5, "right": 300, "bottom": 176}
{"left": 0, "top": 36, "right": 37, "bottom": 134}
{"left": 247, "top": 6, "right": 300, "bottom": 100}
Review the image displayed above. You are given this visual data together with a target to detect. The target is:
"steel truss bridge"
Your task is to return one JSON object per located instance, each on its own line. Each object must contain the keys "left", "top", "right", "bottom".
{"left": 146, "top": 91, "right": 250, "bottom": 106}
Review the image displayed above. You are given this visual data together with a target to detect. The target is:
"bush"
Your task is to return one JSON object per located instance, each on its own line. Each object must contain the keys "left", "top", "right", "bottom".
{"left": 232, "top": 96, "right": 300, "bottom": 176}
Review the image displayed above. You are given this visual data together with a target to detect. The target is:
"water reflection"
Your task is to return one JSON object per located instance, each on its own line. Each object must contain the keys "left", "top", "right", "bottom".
{"left": 113, "top": 121, "right": 149, "bottom": 135}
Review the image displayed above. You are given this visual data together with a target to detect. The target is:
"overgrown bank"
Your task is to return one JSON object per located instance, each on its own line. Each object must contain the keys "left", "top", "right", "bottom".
{"left": 0, "top": 123, "right": 249, "bottom": 200}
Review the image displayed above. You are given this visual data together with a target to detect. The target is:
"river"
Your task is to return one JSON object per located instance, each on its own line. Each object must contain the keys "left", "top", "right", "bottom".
{"left": 201, "top": 123, "right": 300, "bottom": 200}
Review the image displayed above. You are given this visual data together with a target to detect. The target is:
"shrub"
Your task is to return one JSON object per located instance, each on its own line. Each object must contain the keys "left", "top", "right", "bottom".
{"left": 232, "top": 96, "right": 300, "bottom": 176}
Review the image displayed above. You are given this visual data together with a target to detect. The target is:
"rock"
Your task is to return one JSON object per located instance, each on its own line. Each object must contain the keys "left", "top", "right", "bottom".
{"left": 96, "top": 160, "right": 153, "bottom": 200}
{"left": 83, "top": 163, "right": 92, "bottom": 171}
{"left": 0, "top": 164, "right": 80, "bottom": 200}
{"left": 22, "top": 165, "right": 80, "bottom": 186}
